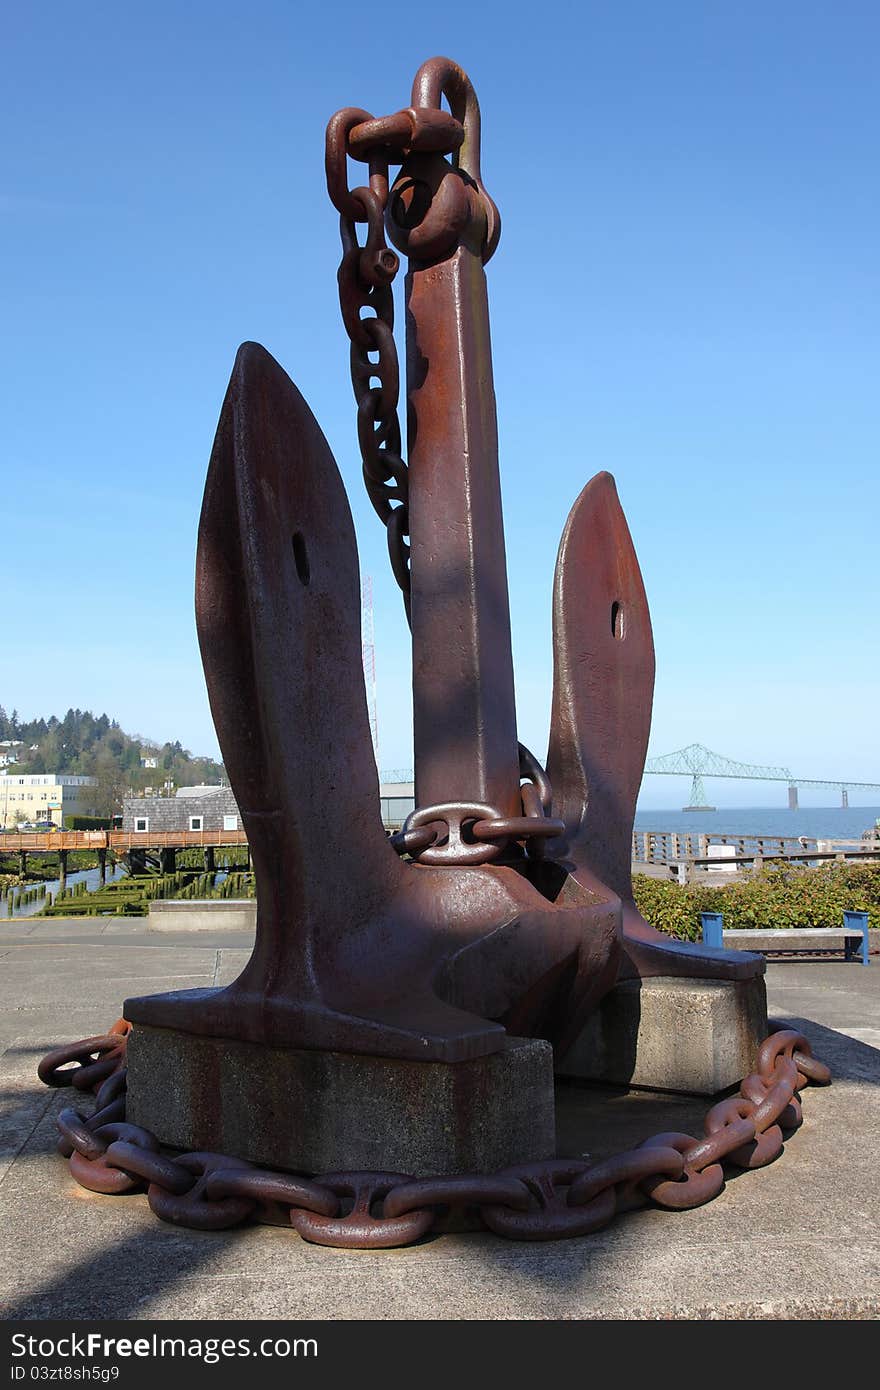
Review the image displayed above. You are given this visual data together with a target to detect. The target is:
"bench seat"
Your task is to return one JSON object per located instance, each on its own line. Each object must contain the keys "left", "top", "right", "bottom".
{"left": 718, "top": 926, "right": 868, "bottom": 963}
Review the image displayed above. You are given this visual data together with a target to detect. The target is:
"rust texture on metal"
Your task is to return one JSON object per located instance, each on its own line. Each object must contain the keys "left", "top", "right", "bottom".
{"left": 39, "top": 1020, "right": 831, "bottom": 1249}
{"left": 122, "top": 55, "right": 763, "bottom": 1069}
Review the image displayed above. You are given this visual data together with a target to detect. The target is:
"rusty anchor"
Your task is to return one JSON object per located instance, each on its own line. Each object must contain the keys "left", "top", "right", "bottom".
{"left": 125, "top": 56, "right": 760, "bottom": 1065}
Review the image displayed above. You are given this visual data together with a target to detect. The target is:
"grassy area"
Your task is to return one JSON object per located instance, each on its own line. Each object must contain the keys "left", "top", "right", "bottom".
{"left": 633, "top": 861, "right": 880, "bottom": 940}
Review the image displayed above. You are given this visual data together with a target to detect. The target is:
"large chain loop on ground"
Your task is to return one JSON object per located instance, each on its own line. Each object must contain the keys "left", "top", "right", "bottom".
{"left": 104, "top": 1141, "right": 197, "bottom": 1195}
{"left": 147, "top": 1153, "right": 257, "bottom": 1231}
{"left": 681, "top": 1114, "right": 762, "bottom": 1171}
{"left": 289, "top": 1171, "right": 434, "bottom": 1249}
{"left": 566, "top": 1146, "right": 685, "bottom": 1212}
{"left": 741, "top": 1070, "right": 803, "bottom": 1133}
{"left": 746, "top": 1056, "right": 800, "bottom": 1133}
{"left": 757, "top": 1029, "right": 831, "bottom": 1086}
{"left": 204, "top": 1167, "right": 339, "bottom": 1228}
{"left": 86, "top": 1095, "right": 128, "bottom": 1130}
{"left": 382, "top": 1173, "right": 531, "bottom": 1218}
{"left": 56, "top": 1106, "right": 111, "bottom": 1161}
{"left": 38, "top": 1025, "right": 128, "bottom": 1091}
{"left": 480, "top": 1160, "right": 619, "bottom": 1241}
{"left": 69, "top": 1122, "right": 163, "bottom": 1195}
{"left": 93, "top": 1067, "right": 128, "bottom": 1110}
{"left": 704, "top": 1095, "right": 781, "bottom": 1169}
{"left": 638, "top": 1133, "right": 726, "bottom": 1210}
{"left": 40, "top": 1021, "right": 831, "bottom": 1249}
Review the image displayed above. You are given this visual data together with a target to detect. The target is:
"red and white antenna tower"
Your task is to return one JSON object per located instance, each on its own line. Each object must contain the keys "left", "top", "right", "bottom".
{"left": 361, "top": 574, "right": 379, "bottom": 768}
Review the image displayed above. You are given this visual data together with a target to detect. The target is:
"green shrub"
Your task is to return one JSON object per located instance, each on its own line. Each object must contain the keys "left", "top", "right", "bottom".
{"left": 632, "top": 862, "right": 880, "bottom": 940}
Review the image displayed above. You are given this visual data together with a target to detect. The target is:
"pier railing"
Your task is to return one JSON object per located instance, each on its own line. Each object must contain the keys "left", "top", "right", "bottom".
{"left": 0, "top": 829, "right": 250, "bottom": 853}
{"left": 671, "top": 848, "right": 880, "bottom": 883}
{"left": 633, "top": 830, "right": 880, "bottom": 882}
{"left": 632, "top": 831, "right": 817, "bottom": 865}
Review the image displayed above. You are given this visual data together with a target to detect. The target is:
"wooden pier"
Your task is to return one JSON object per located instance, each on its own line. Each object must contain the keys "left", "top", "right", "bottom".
{"left": 0, "top": 828, "right": 250, "bottom": 888}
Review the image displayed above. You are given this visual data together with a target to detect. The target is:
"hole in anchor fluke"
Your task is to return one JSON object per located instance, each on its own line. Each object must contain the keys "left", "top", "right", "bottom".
{"left": 292, "top": 532, "right": 310, "bottom": 586}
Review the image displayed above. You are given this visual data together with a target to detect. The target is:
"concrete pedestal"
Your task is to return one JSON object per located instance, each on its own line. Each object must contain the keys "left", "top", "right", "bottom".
{"left": 126, "top": 1025, "right": 554, "bottom": 1176}
{"left": 147, "top": 900, "right": 256, "bottom": 933}
{"left": 557, "top": 975, "right": 768, "bottom": 1095}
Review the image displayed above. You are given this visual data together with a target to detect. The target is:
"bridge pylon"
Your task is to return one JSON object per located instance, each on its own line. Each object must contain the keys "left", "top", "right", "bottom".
{"left": 788, "top": 784, "right": 798, "bottom": 810}
{"left": 683, "top": 772, "right": 715, "bottom": 812}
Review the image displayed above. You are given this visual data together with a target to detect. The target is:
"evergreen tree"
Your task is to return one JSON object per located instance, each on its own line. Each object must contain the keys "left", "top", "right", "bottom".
{"left": 0, "top": 709, "right": 223, "bottom": 789}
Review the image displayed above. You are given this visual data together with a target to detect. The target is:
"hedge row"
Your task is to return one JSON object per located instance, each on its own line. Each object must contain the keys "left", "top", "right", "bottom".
{"left": 632, "top": 862, "right": 880, "bottom": 941}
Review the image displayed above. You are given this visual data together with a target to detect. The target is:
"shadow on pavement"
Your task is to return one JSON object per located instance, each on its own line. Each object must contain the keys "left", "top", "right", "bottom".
{"left": 768, "top": 1013, "right": 880, "bottom": 1084}
{"left": 3, "top": 1224, "right": 250, "bottom": 1320}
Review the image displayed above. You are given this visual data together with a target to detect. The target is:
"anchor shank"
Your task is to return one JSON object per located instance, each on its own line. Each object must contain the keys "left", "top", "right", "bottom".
{"left": 406, "top": 244, "right": 520, "bottom": 815}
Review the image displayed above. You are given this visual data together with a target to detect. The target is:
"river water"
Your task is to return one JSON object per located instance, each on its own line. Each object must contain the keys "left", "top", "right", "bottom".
{"left": 634, "top": 806, "right": 880, "bottom": 841}
{"left": 1, "top": 863, "right": 127, "bottom": 920}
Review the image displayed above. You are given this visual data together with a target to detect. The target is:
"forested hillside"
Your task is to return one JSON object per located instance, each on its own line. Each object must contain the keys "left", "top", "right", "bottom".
{"left": 0, "top": 707, "right": 224, "bottom": 817}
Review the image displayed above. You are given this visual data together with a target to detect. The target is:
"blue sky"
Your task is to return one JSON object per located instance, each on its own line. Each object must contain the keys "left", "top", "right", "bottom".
{"left": 3, "top": 2, "right": 878, "bottom": 808}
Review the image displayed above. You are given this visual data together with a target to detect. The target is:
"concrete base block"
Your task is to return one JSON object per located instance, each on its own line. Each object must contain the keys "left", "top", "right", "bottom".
{"left": 557, "top": 975, "right": 768, "bottom": 1095}
{"left": 147, "top": 900, "right": 256, "bottom": 932}
{"left": 126, "top": 1025, "right": 555, "bottom": 1176}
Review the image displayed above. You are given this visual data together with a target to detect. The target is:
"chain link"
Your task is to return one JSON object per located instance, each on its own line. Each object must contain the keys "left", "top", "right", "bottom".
{"left": 326, "top": 97, "right": 464, "bottom": 625}
{"left": 38, "top": 1020, "right": 130, "bottom": 1091}
{"left": 39, "top": 1018, "right": 830, "bottom": 1249}
{"left": 325, "top": 65, "right": 498, "bottom": 626}
{"left": 389, "top": 742, "right": 565, "bottom": 865}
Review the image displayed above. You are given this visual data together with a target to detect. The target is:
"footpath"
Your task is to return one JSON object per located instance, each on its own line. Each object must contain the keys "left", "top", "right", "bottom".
{"left": 1, "top": 919, "right": 878, "bottom": 1320}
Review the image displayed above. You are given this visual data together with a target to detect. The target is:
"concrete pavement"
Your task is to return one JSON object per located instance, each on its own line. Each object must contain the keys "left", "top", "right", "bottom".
{"left": 1, "top": 919, "right": 878, "bottom": 1320}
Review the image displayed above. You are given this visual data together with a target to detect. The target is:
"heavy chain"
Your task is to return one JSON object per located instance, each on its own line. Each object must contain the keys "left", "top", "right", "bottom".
{"left": 325, "top": 59, "right": 499, "bottom": 626}
{"left": 390, "top": 742, "right": 565, "bottom": 864}
{"left": 326, "top": 109, "right": 409, "bottom": 619}
{"left": 39, "top": 1019, "right": 831, "bottom": 1250}
{"left": 326, "top": 63, "right": 556, "bottom": 868}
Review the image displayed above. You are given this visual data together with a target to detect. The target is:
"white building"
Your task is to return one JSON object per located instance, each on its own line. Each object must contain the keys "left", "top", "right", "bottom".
{"left": 0, "top": 773, "right": 98, "bottom": 828}
{"left": 379, "top": 780, "right": 415, "bottom": 830}
{"left": 0, "top": 740, "right": 24, "bottom": 769}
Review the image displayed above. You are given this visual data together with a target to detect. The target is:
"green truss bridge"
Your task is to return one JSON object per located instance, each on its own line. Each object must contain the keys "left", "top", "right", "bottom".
{"left": 643, "top": 744, "right": 880, "bottom": 810}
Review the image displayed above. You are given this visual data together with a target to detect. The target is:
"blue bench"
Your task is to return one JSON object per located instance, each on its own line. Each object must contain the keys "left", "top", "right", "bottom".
{"left": 700, "top": 909, "right": 870, "bottom": 965}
